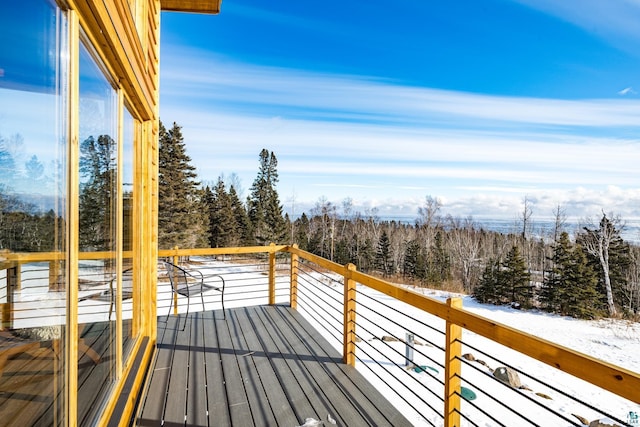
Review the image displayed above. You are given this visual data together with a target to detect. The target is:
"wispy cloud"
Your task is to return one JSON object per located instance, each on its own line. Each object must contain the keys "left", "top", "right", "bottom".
{"left": 160, "top": 51, "right": 640, "bottom": 221}
{"left": 618, "top": 87, "right": 637, "bottom": 96}
{"left": 162, "top": 50, "right": 640, "bottom": 128}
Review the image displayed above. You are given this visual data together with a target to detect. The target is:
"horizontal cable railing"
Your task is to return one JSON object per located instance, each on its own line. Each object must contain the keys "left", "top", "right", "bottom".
{"left": 284, "top": 245, "right": 640, "bottom": 427}
{"left": 155, "top": 252, "right": 290, "bottom": 315}
{"left": 2, "top": 244, "right": 639, "bottom": 427}
{"left": 1, "top": 261, "right": 131, "bottom": 330}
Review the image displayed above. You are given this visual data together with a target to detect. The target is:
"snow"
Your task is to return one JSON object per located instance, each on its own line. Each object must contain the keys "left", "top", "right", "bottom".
{"left": 287, "top": 268, "right": 640, "bottom": 427}
{"left": 5, "top": 259, "right": 639, "bottom": 426}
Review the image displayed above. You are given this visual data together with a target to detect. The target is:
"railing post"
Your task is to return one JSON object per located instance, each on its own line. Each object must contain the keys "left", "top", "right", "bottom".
{"left": 49, "top": 260, "right": 61, "bottom": 291}
{"left": 173, "top": 246, "right": 179, "bottom": 315}
{"left": 343, "top": 263, "right": 357, "bottom": 366}
{"left": 444, "top": 297, "right": 463, "bottom": 427}
{"left": 8, "top": 265, "right": 20, "bottom": 292}
{"left": 1, "top": 264, "right": 13, "bottom": 328}
{"left": 2, "top": 260, "right": 17, "bottom": 328}
{"left": 290, "top": 244, "right": 299, "bottom": 310}
{"left": 269, "top": 243, "right": 276, "bottom": 305}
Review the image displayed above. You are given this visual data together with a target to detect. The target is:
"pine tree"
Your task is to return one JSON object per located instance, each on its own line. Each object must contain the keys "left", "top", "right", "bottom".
{"left": 563, "top": 245, "right": 602, "bottom": 319}
{"left": 293, "top": 212, "right": 310, "bottom": 251}
{"left": 375, "top": 231, "right": 393, "bottom": 276}
{"left": 228, "top": 185, "right": 251, "bottom": 246}
{"left": 0, "top": 134, "right": 16, "bottom": 185}
{"left": 158, "top": 121, "right": 208, "bottom": 249}
{"left": 206, "top": 178, "right": 238, "bottom": 247}
{"left": 79, "top": 134, "right": 116, "bottom": 251}
{"left": 502, "top": 245, "right": 532, "bottom": 308}
{"left": 426, "top": 230, "right": 451, "bottom": 285}
{"left": 246, "top": 149, "right": 286, "bottom": 245}
{"left": 474, "top": 258, "right": 501, "bottom": 304}
{"left": 403, "top": 239, "right": 421, "bottom": 279}
{"left": 540, "top": 232, "right": 573, "bottom": 312}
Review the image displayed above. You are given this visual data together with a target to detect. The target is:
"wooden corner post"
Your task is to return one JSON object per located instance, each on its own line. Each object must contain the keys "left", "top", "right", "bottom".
{"left": 444, "top": 297, "right": 463, "bottom": 427}
{"left": 343, "top": 263, "right": 357, "bottom": 366}
{"left": 290, "top": 244, "right": 299, "bottom": 310}
{"left": 269, "top": 243, "right": 276, "bottom": 305}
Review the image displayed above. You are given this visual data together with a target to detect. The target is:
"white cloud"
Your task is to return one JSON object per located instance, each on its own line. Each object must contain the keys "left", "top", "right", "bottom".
{"left": 161, "top": 50, "right": 640, "bottom": 128}
{"left": 160, "top": 52, "right": 640, "bottom": 222}
{"left": 618, "top": 87, "right": 637, "bottom": 96}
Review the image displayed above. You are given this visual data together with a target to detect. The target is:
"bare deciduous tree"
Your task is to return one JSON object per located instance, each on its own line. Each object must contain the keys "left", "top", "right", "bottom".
{"left": 581, "top": 213, "right": 623, "bottom": 317}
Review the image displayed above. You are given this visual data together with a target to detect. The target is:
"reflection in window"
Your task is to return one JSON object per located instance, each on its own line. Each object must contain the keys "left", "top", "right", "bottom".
{"left": 0, "top": 0, "right": 67, "bottom": 425}
{"left": 78, "top": 38, "right": 117, "bottom": 425}
{"left": 122, "top": 107, "right": 136, "bottom": 358}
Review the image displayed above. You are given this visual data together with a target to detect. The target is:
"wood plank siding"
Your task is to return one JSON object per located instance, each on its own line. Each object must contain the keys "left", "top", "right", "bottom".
{"left": 160, "top": 0, "right": 221, "bottom": 14}
{"left": 137, "top": 306, "right": 412, "bottom": 426}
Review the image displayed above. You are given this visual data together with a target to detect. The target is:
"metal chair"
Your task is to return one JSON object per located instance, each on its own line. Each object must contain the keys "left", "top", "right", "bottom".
{"left": 163, "top": 261, "right": 225, "bottom": 330}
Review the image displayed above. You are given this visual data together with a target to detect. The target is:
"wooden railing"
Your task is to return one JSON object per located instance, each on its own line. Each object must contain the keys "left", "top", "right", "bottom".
{"left": 158, "top": 245, "right": 640, "bottom": 421}
{"left": 4, "top": 244, "right": 640, "bottom": 426}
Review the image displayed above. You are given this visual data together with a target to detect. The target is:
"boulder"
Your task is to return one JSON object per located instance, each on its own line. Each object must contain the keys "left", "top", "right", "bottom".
{"left": 572, "top": 414, "right": 589, "bottom": 425}
{"left": 535, "top": 392, "right": 552, "bottom": 400}
{"left": 493, "top": 366, "right": 521, "bottom": 388}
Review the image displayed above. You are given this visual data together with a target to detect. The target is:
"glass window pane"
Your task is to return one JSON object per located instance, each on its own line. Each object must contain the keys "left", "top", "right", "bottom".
{"left": 0, "top": 0, "right": 67, "bottom": 425}
{"left": 122, "top": 107, "right": 136, "bottom": 358}
{"left": 78, "top": 38, "right": 117, "bottom": 424}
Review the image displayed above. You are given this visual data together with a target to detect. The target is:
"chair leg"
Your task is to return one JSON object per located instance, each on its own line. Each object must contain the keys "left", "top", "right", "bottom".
{"left": 164, "top": 293, "right": 173, "bottom": 325}
{"left": 221, "top": 292, "right": 226, "bottom": 319}
{"left": 182, "top": 295, "right": 189, "bottom": 331}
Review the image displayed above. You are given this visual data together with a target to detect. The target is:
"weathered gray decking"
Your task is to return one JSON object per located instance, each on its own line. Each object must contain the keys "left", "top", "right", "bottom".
{"left": 136, "top": 305, "right": 412, "bottom": 426}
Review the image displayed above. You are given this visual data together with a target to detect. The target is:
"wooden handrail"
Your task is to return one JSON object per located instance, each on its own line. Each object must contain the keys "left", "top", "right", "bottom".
{"left": 282, "top": 245, "right": 640, "bottom": 406}
{"left": 2, "top": 244, "right": 638, "bottom": 407}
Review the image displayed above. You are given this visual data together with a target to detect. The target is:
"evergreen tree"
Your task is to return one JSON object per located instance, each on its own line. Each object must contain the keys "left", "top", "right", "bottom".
{"left": 158, "top": 121, "right": 208, "bottom": 249}
{"left": 0, "top": 135, "right": 16, "bottom": 185}
{"left": 502, "top": 245, "right": 533, "bottom": 308}
{"left": 205, "top": 178, "right": 237, "bottom": 247}
{"left": 474, "top": 258, "right": 501, "bottom": 304}
{"left": 79, "top": 134, "right": 116, "bottom": 251}
{"left": 473, "top": 247, "right": 531, "bottom": 307}
{"left": 25, "top": 155, "right": 45, "bottom": 183}
{"left": 246, "top": 149, "right": 286, "bottom": 245}
{"left": 228, "top": 185, "right": 251, "bottom": 246}
{"left": 293, "top": 212, "right": 310, "bottom": 251}
{"left": 375, "top": 230, "right": 393, "bottom": 276}
{"left": 563, "top": 245, "right": 602, "bottom": 318}
{"left": 333, "top": 237, "right": 350, "bottom": 265}
{"left": 540, "top": 232, "right": 572, "bottom": 312}
{"left": 426, "top": 230, "right": 451, "bottom": 285}
{"left": 403, "top": 239, "right": 421, "bottom": 279}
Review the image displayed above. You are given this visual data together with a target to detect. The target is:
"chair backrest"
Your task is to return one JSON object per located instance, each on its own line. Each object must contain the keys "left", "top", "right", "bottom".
{"left": 164, "top": 262, "right": 189, "bottom": 294}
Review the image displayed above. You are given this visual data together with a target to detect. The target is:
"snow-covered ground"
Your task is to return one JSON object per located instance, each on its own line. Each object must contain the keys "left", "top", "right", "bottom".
{"left": 292, "top": 271, "right": 640, "bottom": 427}
{"left": 5, "top": 259, "right": 639, "bottom": 426}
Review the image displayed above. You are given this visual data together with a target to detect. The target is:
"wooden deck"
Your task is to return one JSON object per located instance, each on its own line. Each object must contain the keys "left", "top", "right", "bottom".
{"left": 136, "top": 305, "right": 412, "bottom": 426}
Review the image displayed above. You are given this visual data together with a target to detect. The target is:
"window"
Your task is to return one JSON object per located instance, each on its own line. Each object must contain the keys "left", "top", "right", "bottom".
{"left": 77, "top": 36, "right": 119, "bottom": 424}
{"left": 0, "top": 0, "right": 68, "bottom": 424}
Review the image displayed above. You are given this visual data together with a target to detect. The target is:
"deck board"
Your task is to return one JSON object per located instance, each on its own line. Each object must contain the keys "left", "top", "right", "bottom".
{"left": 163, "top": 313, "right": 192, "bottom": 425}
{"left": 138, "top": 315, "right": 179, "bottom": 425}
{"left": 187, "top": 312, "right": 208, "bottom": 426}
{"left": 202, "top": 310, "right": 231, "bottom": 425}
{"left": 137, "top": 305, "right": 412, "bottom": 427}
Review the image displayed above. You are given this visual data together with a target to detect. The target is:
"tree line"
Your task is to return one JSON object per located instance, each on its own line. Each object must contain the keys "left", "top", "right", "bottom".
{"left": 160, "top": 122, "right": 640, "bottom": 320}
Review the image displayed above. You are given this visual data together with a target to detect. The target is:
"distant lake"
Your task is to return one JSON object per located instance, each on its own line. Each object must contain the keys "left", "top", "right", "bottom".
{"left": 378, "top": 215, "right": 640, "bottom": 244}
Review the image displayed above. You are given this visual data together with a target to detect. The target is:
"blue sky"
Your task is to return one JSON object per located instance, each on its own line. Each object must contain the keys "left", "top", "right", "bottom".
{"left": 159, "top": 0, "right": 640, "bottom": 221}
